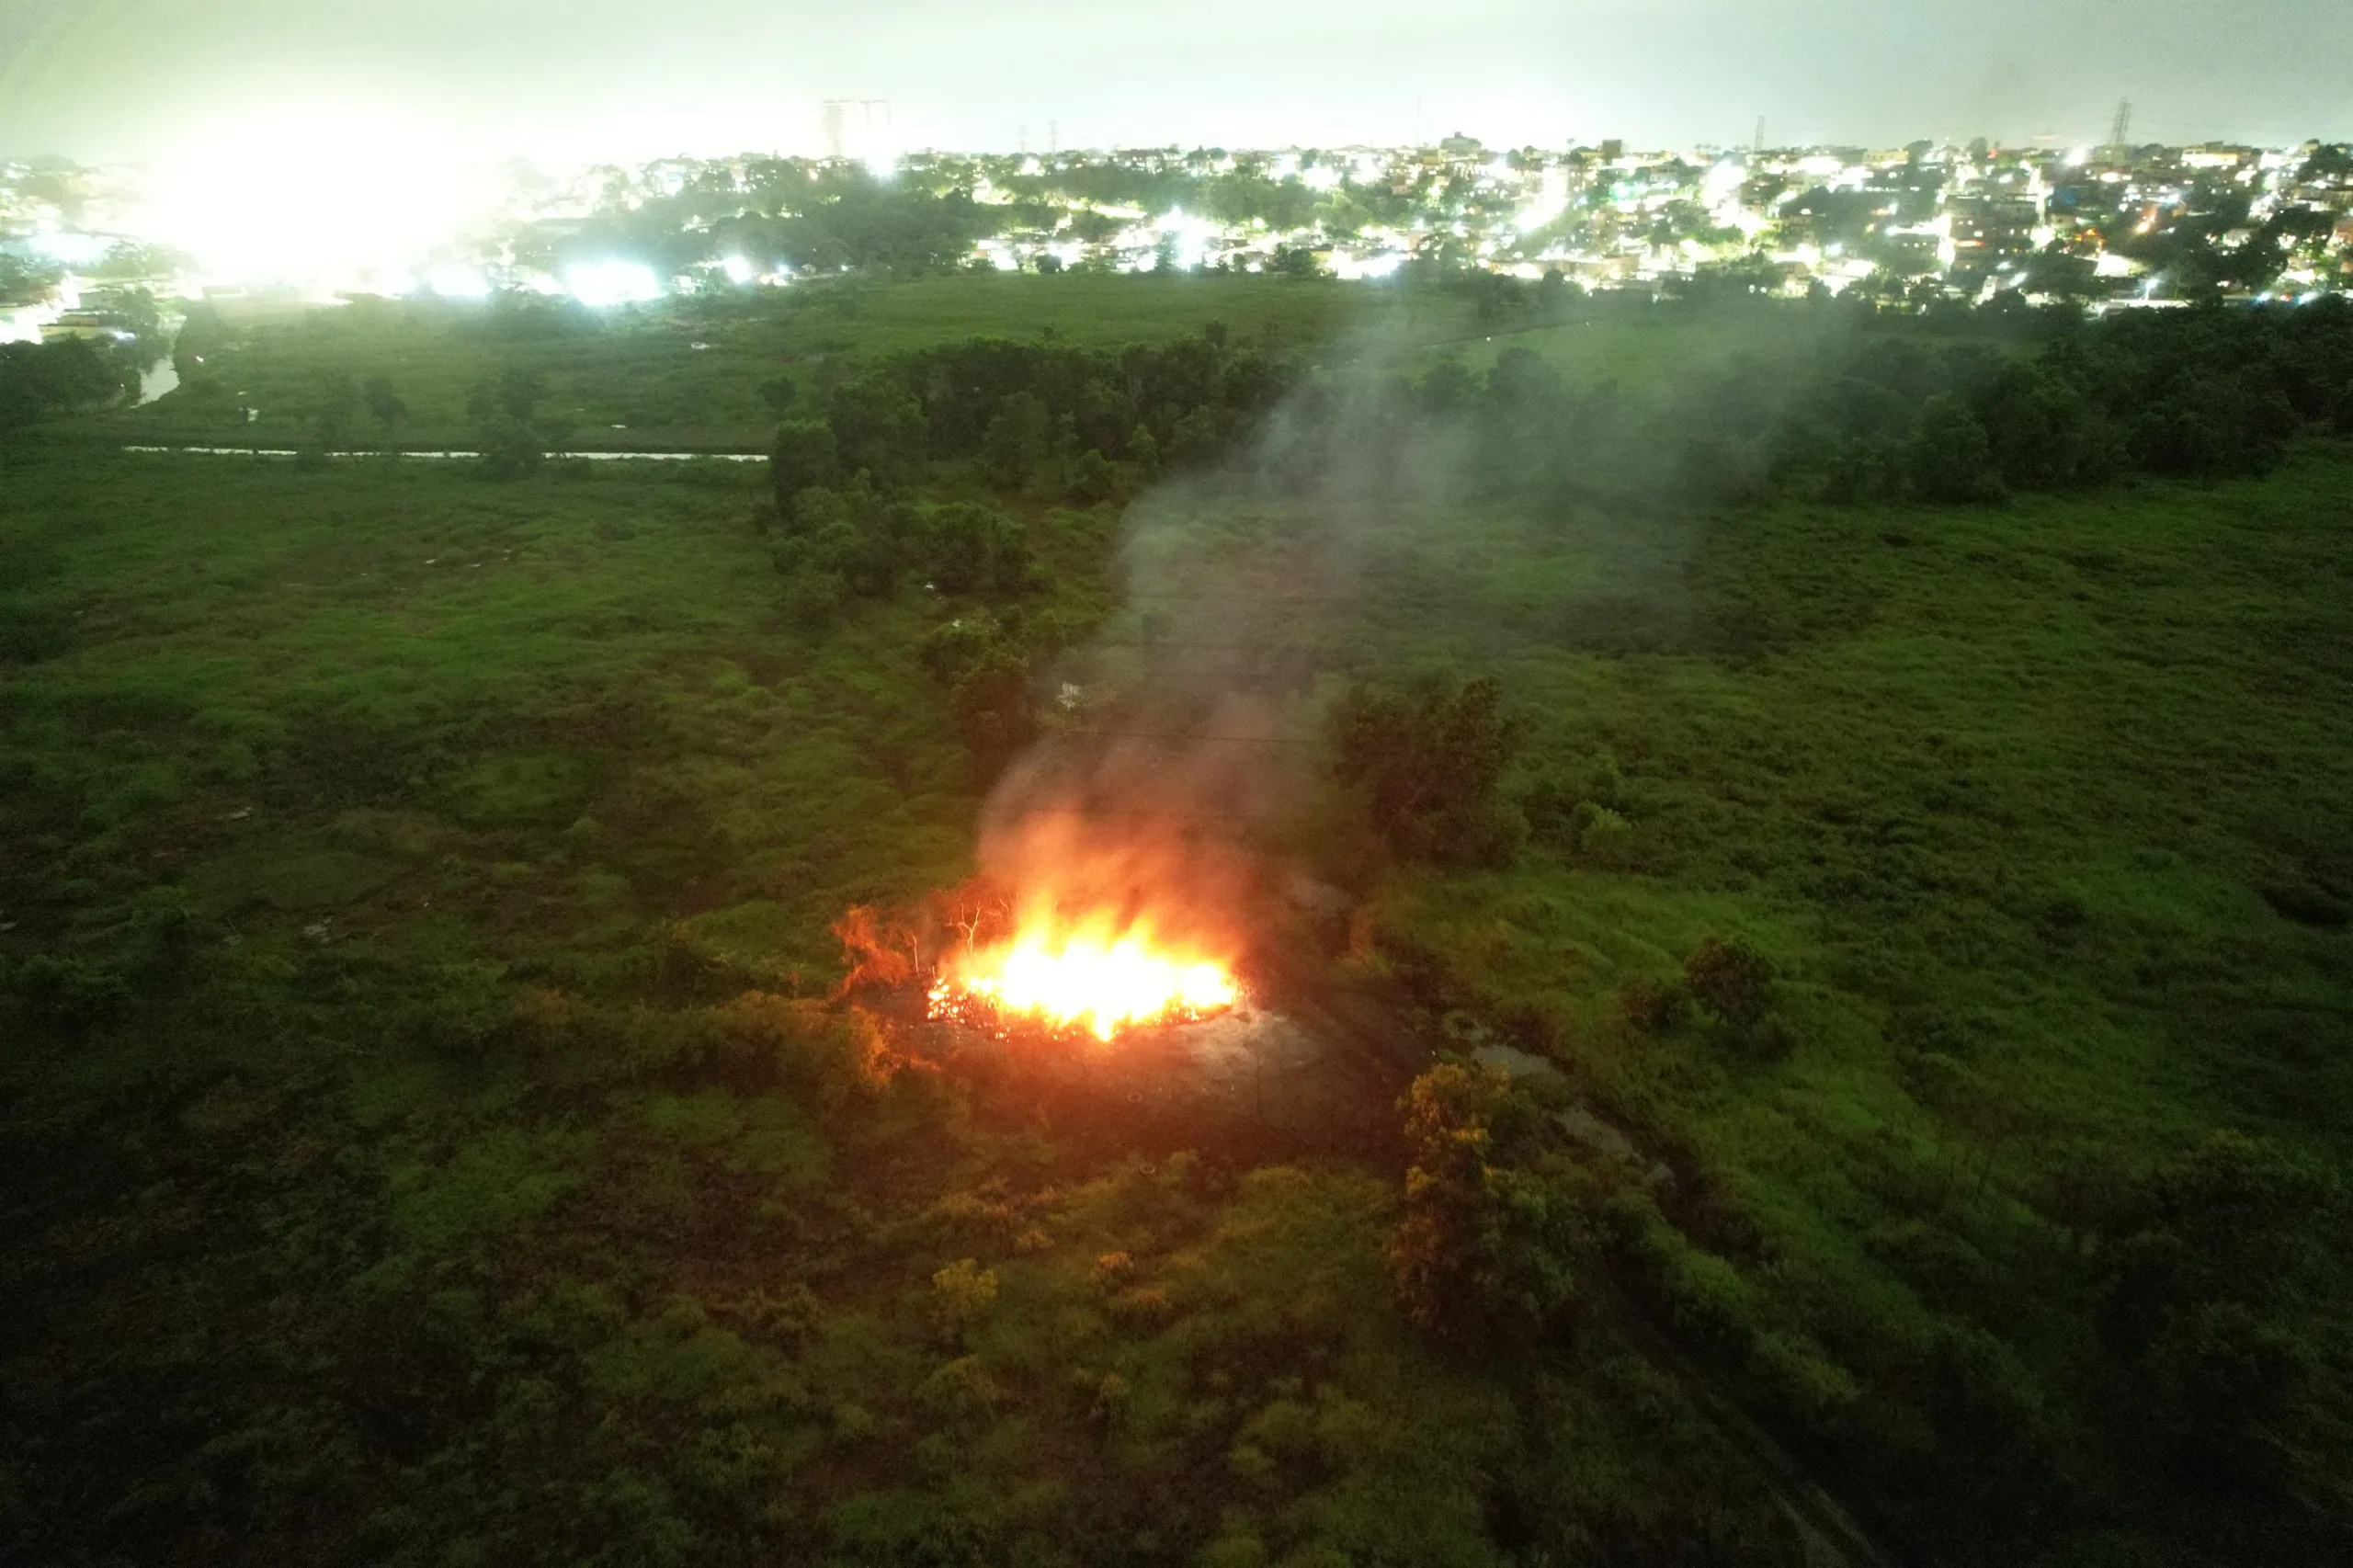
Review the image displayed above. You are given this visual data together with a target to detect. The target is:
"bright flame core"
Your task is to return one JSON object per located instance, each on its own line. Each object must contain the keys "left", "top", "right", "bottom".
{"left": 930, "top": 920, "right": 1240, "bottom": 1040}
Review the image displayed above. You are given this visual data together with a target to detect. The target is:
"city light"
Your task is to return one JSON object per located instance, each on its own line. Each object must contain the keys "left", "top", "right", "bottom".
{"left": 428, "top": 266, "right": 493, "bottom": 299}
{"left": 4, "top": 128, "right": 2344, "bottom": 319}
{"left": 127, "top": 107, "right": 494, "bottom": 290}
{"left": 564, "top": 260, "right": 666, "bottom": 306}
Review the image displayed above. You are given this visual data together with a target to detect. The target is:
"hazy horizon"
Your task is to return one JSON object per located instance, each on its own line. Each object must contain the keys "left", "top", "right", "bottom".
{"left": 2, "top": 0, "right": 2348, "bottom": 168}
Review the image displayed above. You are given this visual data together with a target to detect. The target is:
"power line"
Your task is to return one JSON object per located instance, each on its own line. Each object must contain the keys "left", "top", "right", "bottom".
{"left": 985, "top": 805, "right": 1288, "bottom": 824}
{"left": 1021, "top": 732, "right": 1324, "bottom": 745}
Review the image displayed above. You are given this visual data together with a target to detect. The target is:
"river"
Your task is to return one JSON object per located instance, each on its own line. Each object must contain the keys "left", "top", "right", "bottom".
{"left": 136, "top": 355, "right": 178, "bottom": 406}
{"left": 121, "top": 445, "right": 765, "bottom": 463}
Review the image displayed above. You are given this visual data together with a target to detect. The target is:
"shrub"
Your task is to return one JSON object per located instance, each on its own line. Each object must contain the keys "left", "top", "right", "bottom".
{"left": 769, "top": 418, "right": 839, "bottom": 511}
{"left": 1684, "top": 935, "right": 1774, "bottom": 1028}
{"left": 1065, "top": 447, "right": 1117, "bottom": 504}
{"left": 1906, "top": 393, "right": 2006, "bottom": 503}
{"left": 928, "top": 1258, "right": 998, "bottom": 1337}
{"left": 1571, "top": 801, "right": 1633, "bottom": 864}
{"left": 981, "top": 391, "right": 1052, "bottom": 488}
{"left": 1333, "top": 676, "right": 1524, "bottom": 867}
{"left": 922, "top": 502, "right": 1034, "bottom": 599}
{"left": 6, "top": 953, "right": 131, "bottom": 1032}
{"left": 947, "top": 649, "right": 1033, "bottom": 779}
{"left": 1620, "top": 979, "right": 1691, "bottom": 1035}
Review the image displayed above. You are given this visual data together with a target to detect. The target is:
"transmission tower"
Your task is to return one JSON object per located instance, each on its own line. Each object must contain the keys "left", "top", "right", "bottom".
{"left": 1753, "top": 116, "right": 1766, "bottom": 156}
{"left": 2108, "top": 98, "right": 2132, "bottom": 150}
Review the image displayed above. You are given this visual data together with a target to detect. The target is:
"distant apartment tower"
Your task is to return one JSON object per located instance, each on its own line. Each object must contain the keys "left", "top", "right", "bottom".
{"left": 822, "top": 99, "right": 892, "bottom": 162}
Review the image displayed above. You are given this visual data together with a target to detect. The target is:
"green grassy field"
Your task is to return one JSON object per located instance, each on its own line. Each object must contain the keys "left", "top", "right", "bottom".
{"left": 1080, "top": 436, "right": 2353, "bottom": 1557}
{"left": 5, "top": 278, "right": 2350, "bottom": 1565}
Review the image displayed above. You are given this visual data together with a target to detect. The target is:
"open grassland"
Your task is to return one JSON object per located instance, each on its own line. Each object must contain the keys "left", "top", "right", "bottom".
{"left": 1351, "top": 458, "right": 2353, "bottom": 1557}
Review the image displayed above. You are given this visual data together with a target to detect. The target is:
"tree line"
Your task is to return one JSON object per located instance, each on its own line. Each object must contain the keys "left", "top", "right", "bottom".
{"left": 0, "top": 336, "right": 135, "bottom": 436}
{"left": 1258, "top": 297, "right": 2353, "bottom": 511}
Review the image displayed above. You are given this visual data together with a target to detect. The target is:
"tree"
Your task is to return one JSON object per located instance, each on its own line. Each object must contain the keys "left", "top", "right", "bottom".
{"left": 980, "top": 391, "right": 1052, "bottom": 489}
{"left": 363, "top": 376, "right": 409, "bottom": 442}
{"left": 1417, "top": 358, "right": 1476, "bottom": 415}
{"left": 2297, "top": 143, "right": 2352, "bottom": 182}
{"left": 2107, "top": 1131, "right": 2339, "bottom": 1502}
{"left": 1332, "top": 675, "right": 1522, "bottom": 865}
{"left": 928, "top": 1258, "right": 999, "bottom": 1341}
{"left": 1268, "top": 244, "right": 1325, "bottom": 278}
{"left": 1126, "top": 423, "right": 1161, "bottom": 478}
{"left": 1906, "top": 392, "right": 2005, "bottom": 502}
{"left": 1390, "top": 1062, "right": 1582, "bottom": 1335}
{"left": 1975, "top": 363, "right": 2123, "bottom": 490}
{"left": 468, "top": 369, "right": 558, "bottom": 479}
{"left": 948, "top": 648, "right": 1033, "bottom": 779}
{"left": 0, "top": 252, "right": 63, "bottom": 305}
{"left": 298, "top": 374, "right": 360, "bottom": 467}
{"left": 770, "top": 418, "right": 840, "bottom": 515}
{"left": 824, "top": 375, "right": 926, "bottom": 483}
{"left": 1065, "top": 447, "right": 1116, "bottom": 504}
{"left": 1390, "top": 1061, "right": 1510, "bottom": 1333}
{"left": 1683, "top": 935, "right": 1773, "bottom": 1027}
{"left": 922, "top": 502, "right": 1033, "bottom": 599}
{"left": 2020, "top": 249, "right": 2098, "bottom": 303}
{"left": 0, "top": 338, "right": 125, "bottom": 434}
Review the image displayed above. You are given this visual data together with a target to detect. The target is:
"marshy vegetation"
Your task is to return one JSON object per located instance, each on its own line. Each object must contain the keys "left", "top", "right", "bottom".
{"left": 4, "top": 273, "right": 2350, "bottom": 1564}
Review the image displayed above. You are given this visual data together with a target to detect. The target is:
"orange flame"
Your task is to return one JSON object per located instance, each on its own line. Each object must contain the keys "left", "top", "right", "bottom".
{"left": 929, "top": 915, "right": 1241, "bottom": 1040}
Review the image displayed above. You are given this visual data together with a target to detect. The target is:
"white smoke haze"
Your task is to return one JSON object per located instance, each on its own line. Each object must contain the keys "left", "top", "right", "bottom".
{"left": 958, "top": 297, "right": 1860, "bottom": 947}
{"left": 966, "top": 332, "right": 1580, "bottom": 943}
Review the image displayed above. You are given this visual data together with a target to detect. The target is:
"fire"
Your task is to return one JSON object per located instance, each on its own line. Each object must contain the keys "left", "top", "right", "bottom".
{"left": 929, "top": 917, "right": 1241, "bottom": 1040}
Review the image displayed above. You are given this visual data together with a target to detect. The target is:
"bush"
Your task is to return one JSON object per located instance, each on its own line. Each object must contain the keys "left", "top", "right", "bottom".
{"left": 1976, "top": 363, "right": 2124, "bottom": 490}
{"left": 928, "top": 1258, "right": 998, "bottom": 1339}
{"left": 824, "top": 376, "right": 927, "bottom": 483}
{"left": 1570, "top": 801, "right": 1633, "bottom": 864}
{"left": 0, "top": 337, "right": 127, "bottom": 432}
{"left": 948, "top": 650, "right": 1034, "bottom": 779}
{"left": 1620, "top": 979, "right": 1690, "bottom": 1035}
{"left": 980, "top": 391, "right": 1051, "bottom": 489}
{"left": 1906, "top": 394, "right": 2006, "bottom": 503}
{"left": 1065, "top": 447, "right": 1116, "bottom": 504}
{"left": 921, "top": 502, "right": 1034, "bottom": 599}
{"left": 782, "top": 568, "right": 848, "bottom": 632}
{"left": 1333, "top": 676, "right": 1523, "bottom": 867}
{"left": 6, "top": 953, "right": 131, "bottom": 1032}
{"left": 1684, "top": 935, "right": 1774, "bottom": 1028}
{"left": 770, "top": 418, "right": 839, "bottom": 510}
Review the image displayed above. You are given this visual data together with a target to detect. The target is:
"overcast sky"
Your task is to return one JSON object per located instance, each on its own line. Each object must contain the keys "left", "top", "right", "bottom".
{"left": 2, "top": 0, "right": 2348, "bottom": 165}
